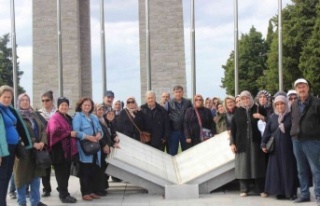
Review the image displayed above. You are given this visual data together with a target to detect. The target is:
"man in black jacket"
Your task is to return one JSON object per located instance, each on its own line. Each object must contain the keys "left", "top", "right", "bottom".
{"left": 290, "top": 78, "right": 320, "bottom": 205}
{"left": 165, "top": 85, "right": 192, "bottom": 155}
{"left": 141, "top": 91, "right": 170, "bottom": 151}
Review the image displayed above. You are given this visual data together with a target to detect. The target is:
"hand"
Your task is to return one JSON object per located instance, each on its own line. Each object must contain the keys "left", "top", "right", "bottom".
{"left": 86, "top": 136, "right": 98, "bottom": 143}
{"left": 95, "top": 132, "right": 102, "bottom": 140}
{"left": 262, "top": 147, "right": 267, "bottom": 153}
{"left": 161, "top": 139, "right": 166, "bottom": 144}
{"left": 114, "top": 136, "right": 120, "bottom": 143}
{"left": 33, "top": 142, "right": 44, "bottom": 150}
{"left": 103, "top": 145, "right": 110, "bottom": 154}
{"left": 230, "top": 144, "right": 237, "bottom": 154}
{"left": 70, "top": 131, "right": 77, "bottom": 137}
{"left": 186, "top": 138, "right": 192, "bottom": 143}
{"left": 253, "top": 113, "right": 264, "bottom": 121}
{"left": 113, "top": 143, "right": 120, "bottom": 149}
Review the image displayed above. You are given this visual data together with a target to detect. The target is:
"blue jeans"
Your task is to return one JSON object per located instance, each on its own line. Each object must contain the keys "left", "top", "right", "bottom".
{"left": 292, "top": 139, "right": 320, "bottom": 198}
{"left": 17, "top": 177, "right": 40, "bottom": 206}
{"left": 9, "top": 173, "right": 16, "bottom": 193}
{"left": 169, "top": 130, "right": 186, "bottom": 155}
{"left": 0, "top": 144, "right": 16, "bottom": 206}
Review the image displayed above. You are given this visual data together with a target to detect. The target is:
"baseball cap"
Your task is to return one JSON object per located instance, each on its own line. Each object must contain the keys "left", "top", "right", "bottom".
{"left": 294, "top": 78, "right": 308, "bottom": 87}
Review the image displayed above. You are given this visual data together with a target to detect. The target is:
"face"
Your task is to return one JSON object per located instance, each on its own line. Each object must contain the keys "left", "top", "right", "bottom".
{"left": 295, "top": 83, "right": 309, "bottom": 99}
{"left": 0, "top": 91, "right": 13, "bottom": 106}
{"left": 217, "top": 104, "right": 225, "bottom": 113}
{"left": 275, "top": 101, "right": 286, "bottom": 113}
{"left": 106, "top": 111, "right": 115, "bottom": 121}
{"left": 113, "top": 101, "right": 121, "bottom": 111}
{"left": 96, "top": 107, "right": 105, "bottom": 117}
{"left": 194, "top": 97, "right": 203, "bottom": 108}
{"left": 41, "top": 96, "right": 53, "bottom": 109}
{"left": 146, "top": 94, "right": 156, "bottom": 107}
{"left": 204, "top": 99, "right": 212, "bottom": 108}
{"left": 173, "top": 89, "right": 183, "bottom": 101}
{"left": 235, "top": 97, "right": 241, "bottom": 107}
{"left": 58, "top": 102, "right": 69, "bottom": 114}
{"left": 126, "top": 98, "right": 136, "bottom": 109}
{"left": 226, "top": 99, "right": 235, "bottom": 110}
{"left": 241, "top": 96, "right": 250, "bottom": 107}
{"left": 258, "top": 94, "right": 267, "bottom": 106}
{"left": 161, "top": 92, "right": 170, "bottom": 103}
{"left": 288, "top": 94, "right": 297, "bottom": 105}
{"left": 81, "top": 100, "right": 92, "bottom": 114}
{"left": 213, "top": 98, "right": 219, "bottom": 106}
{"left": 19, "top": 96, "right": 30, "bottom": 110}
{"left": 103, "top": 96, "right": 114, "bottom": 106}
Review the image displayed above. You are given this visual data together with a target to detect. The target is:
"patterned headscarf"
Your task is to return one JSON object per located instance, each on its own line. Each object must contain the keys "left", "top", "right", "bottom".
{"left": 256, "top": 90, "right": 271, "bottom": 108}
{"left": 17, "top": 93, "right": 33, "bottom": 121}
{"left": 273, "top": 95, "right": 289, "bottom": 133}
{"left": 239, "top": 90, "right": 254, "bottom": 109}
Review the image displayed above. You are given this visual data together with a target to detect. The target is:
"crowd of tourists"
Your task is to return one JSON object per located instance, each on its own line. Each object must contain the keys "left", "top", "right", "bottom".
{"left": 0, "top": 77, "right": 320, "bottom": 206}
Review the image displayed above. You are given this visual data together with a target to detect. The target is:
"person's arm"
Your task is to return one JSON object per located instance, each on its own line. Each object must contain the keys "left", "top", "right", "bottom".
{"left": 184, "top": 108, "right": 192, "bottom": 143}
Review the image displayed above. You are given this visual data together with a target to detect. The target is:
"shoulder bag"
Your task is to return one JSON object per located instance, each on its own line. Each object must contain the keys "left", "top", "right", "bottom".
{"left": 33, "top": 147, "right": 52, "bottom": 168}
{"left": 80, "top": 119, "right": 100, "bottom": 155}
{"left": 194, "top": 108, "right": 212, "bottom": 141}
{"left": 266, "top": 127, "right": 280, "bottom": 153}
{"left": 125, "top": 109, "right": 151, "bottom": 143}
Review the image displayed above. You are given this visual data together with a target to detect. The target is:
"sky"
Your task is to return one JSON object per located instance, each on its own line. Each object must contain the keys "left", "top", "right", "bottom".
{"left": 0, "top": 0, "right": 292, "bottom": 105}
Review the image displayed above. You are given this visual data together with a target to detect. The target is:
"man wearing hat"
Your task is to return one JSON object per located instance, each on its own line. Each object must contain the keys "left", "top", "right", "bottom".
{"left": 103, "top": 90, "right": 115, "bottom": 112}
{"left": 290, "top": 78, "right": 320, "bottom": 205}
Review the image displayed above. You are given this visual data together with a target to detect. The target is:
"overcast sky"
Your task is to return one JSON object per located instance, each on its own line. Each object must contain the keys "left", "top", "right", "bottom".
{"left": 0, "top": 0, "right": 292, "bottom": 105}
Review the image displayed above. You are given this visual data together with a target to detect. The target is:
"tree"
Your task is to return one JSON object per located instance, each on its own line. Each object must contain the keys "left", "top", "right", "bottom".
{"left": 221, "top": 27, "right": 268, "bottom": 96}
{"left": 0, "top": 34, "right": 25, "bottom": 94}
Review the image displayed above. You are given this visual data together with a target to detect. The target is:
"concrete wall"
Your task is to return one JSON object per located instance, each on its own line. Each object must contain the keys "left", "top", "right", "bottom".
{"left": 33, "top": 0, "right": 92, "bottom": 109}
{"left": 139, "top": 0, "right": 186, "bottom": 103}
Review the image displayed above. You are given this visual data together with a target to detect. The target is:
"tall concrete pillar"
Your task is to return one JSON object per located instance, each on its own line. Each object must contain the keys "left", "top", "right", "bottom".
{"left": 33, "top": 0, "right": 92, "bottom": 109}
{"left": 139, "top": 0, "right": 186, "bottom": 103}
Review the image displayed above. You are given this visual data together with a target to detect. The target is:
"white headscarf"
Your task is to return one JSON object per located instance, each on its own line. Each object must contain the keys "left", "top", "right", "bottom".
{"left": 239, "top": 90, "right": 254, "bottom": 109}
{"left": 273, "top": 95, "right": 289, "bottom": 133}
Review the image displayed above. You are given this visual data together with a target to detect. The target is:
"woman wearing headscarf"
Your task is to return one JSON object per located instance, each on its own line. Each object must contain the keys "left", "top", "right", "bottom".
{"left": 0, "top": 86, "right": 32, "bottom": 206}
{"left": 215, "top": 103, "right": 227, "bottom": 134}
{"left": 230, "top": 90, "right": 267, "bottom": 197}
{"left": 261, "top": 95, "right": 298, "bottom": 199}
{"left": 184, "top": 94, "right": 215, "bottom": 147}
{"left": 117, "top": 97, "right": 145, "bottom": 141}
{"left": 46, "top": 97, "right": 78, "bottom": 203}
{"left": 223, "top": 95, "right": 237, "bottom": 133}
{"left": 256, "top": 90, "right": 273, "bottom": 120}
{"left": 14, "top": 93, "right": 47, "bottom": 206}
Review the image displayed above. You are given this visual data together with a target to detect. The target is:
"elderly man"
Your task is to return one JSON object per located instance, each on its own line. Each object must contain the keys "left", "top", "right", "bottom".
{"left": 141, "top": 91, "right": 170, "bottom": 151}
{"left": 165, "top": 85, "right": 192, "bottom": 155}
{"left": 160, "top": 92, "right": 170, "bottom": 107}
{"left": 102, "top": 90, "right": 115, "bottom": 112}
{"left": 290, "top": 78, "right": 320, "bottom": 205}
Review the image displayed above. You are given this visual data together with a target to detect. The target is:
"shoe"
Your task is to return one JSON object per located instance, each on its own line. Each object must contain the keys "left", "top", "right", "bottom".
{"left": 61, "top": 195, "right": 77, "bottom": 203}
{"left": 293, "top": 196, "right": 310, "bottom": 203}
{"left": 37, "top": 202, "right": 47, "bottom": 206}
{"left": 290, "top": 194, "right": 297, "bottom": 200}
{"left": 41, "top": 192, "right": 50, "bottom": 197}
{"left": 9, "top": 192, "right": 16, "bottom": 199}
{"left": 90, "top": 193, "right": 101, "bottom": 199}
{"left": 240, "top": 192, "right": 247, "bottom": 197}
{"left": 260, "top": 192, "right": 268, "bottom": 198}
{"left": 276, "top": 194, "right": 286, "bottom": 199}
{"left": 82, "top": 195, "right": 93, "bottom": 201}
{"left": 96, "top": 191, "right": 107, "bottom": 196}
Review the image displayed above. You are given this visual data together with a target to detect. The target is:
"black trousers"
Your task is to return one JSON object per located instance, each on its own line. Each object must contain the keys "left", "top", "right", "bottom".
{"left": 239, "top": 178, "right": 265, "bottom": 193}
{"left": 0, "top": 144, "right": 16, "bottom": 206}
{"left": 42, "top": 166, "right": 52, "bottom": 193}
{"left": 79, "top": 162, "right": 99, "bottom": 196}
{"left": 95, "top": 163, "right": 108, "bottom": 192}
{"left": 53, "top": 162, "right": 71, "bottom": 199}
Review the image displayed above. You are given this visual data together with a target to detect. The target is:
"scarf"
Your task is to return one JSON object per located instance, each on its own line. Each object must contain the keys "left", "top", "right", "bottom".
{"left": 273, "top": 95, "right": 289, "bottom": 133}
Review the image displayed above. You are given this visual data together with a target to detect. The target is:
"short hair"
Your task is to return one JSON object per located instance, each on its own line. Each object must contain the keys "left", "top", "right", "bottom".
{"left": 145, "top": 90, "right": 156, "bottom": 98}
{"left": 75, "top": 97, "right": 95, "bottom": 113}
{"left": 173, "top": 85, "right": 184, "bottom": 91}
{"left": 41, "top": 90, "right": 54, "bottom": 100}
{"left": 0, "top": 85, "right": 14, "bottom": 97}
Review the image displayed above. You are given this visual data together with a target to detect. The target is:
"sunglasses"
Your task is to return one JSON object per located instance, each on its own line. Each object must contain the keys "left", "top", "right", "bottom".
{"left": 42, "top": 99, "right": 51, "bottom": 102}
{"left": 127, "top": 101, "right": 135, "bottom": 104}
{"left": 289, "top": 97, "right": 297, "bottom": 101}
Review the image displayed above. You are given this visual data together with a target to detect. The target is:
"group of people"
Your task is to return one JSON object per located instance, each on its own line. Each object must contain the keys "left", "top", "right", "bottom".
{"left": 0, "top": 77, "right": 320, "bottom": 206}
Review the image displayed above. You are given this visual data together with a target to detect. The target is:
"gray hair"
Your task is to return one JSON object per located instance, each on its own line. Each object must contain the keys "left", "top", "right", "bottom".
{"left": 0, "top": 85, "right": 14, "bottom": 97}
{"left": 145, "top": 90, "right": 156, "bottom": 98}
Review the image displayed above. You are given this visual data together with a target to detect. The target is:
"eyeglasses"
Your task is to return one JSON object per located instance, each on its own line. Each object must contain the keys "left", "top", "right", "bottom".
{"left": 127, "top": 101, "right": 135, "bottom": 104}
{"left": 42, "top": 99, "right": 50, "bottom": 102}
{"left": 195, "top": 99, "right": 203, "bottom": 102}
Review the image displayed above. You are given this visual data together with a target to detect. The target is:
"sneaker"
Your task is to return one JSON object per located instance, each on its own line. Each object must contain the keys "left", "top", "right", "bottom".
{"left": 260, "top": 192, "right": 268, "bottom": 198}
{"left": 61, "top": 195, "right": 77, "bottom": 203}
{"left": 293, "top": 196, "right": 310, "bottom": 203}
{"left": 37, "top": 202, "right": 47, "bottom": 206}
{"left": 9, "top": 192, "right": 16, "bottom": 199}
{"left": 240, "top": 192, "right": 247, "bottom": 197}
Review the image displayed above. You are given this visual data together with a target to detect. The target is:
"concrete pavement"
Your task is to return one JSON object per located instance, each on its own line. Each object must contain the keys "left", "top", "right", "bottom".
{"left": 7, "top": 175, "right": 317, "bottom": 206}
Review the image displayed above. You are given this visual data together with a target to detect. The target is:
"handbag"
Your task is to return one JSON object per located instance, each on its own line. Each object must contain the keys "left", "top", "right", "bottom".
{"left": 125, "top": 109, "right": 151, "bottom": 143}
{"left": 194, "top": 108, "right": 212, "bottom": 142}
{"left": 80, "top": 119, "right": 100, "bottom": 155}
{"left": 266, "top": 127, "right": 279, "bottom": 153}
{"left": 33, "top": 148, "right": 52, "bottom": 168}
{"left": 15, "top": 138, "right": 27, "bottom": 160}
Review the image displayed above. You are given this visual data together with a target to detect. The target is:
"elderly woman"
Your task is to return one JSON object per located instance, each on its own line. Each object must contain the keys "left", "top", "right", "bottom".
{"left": 0, "top": 86, "right": 32, "bottom": 206}
{"left": 46, "top": 97, "right": 78, "bottom": 203}
{"left": 224, "top": 95, "right": 237, "bottom": 133}
{"left": 215, "top": 103, "right": 227, "bottom": 134}
{"left": 72, "top": 97, "right": 103, "bottom": 201}
{"left": 256, "top": 90, "right": 273, "bottom": 120}
{"left": 184, "top": 94, "right": 215, "bottom": 147}
{"left": 230, "top": 90, "right": 267, "bottom": 197}
{"left": 261, "top": 95, "right": 298, "bottom": 199}
{"left": 14, "top": 93, "right": 47, "bottom": 206}
{"left": 117, "top": 97, "right": 145, "bottom": 141}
